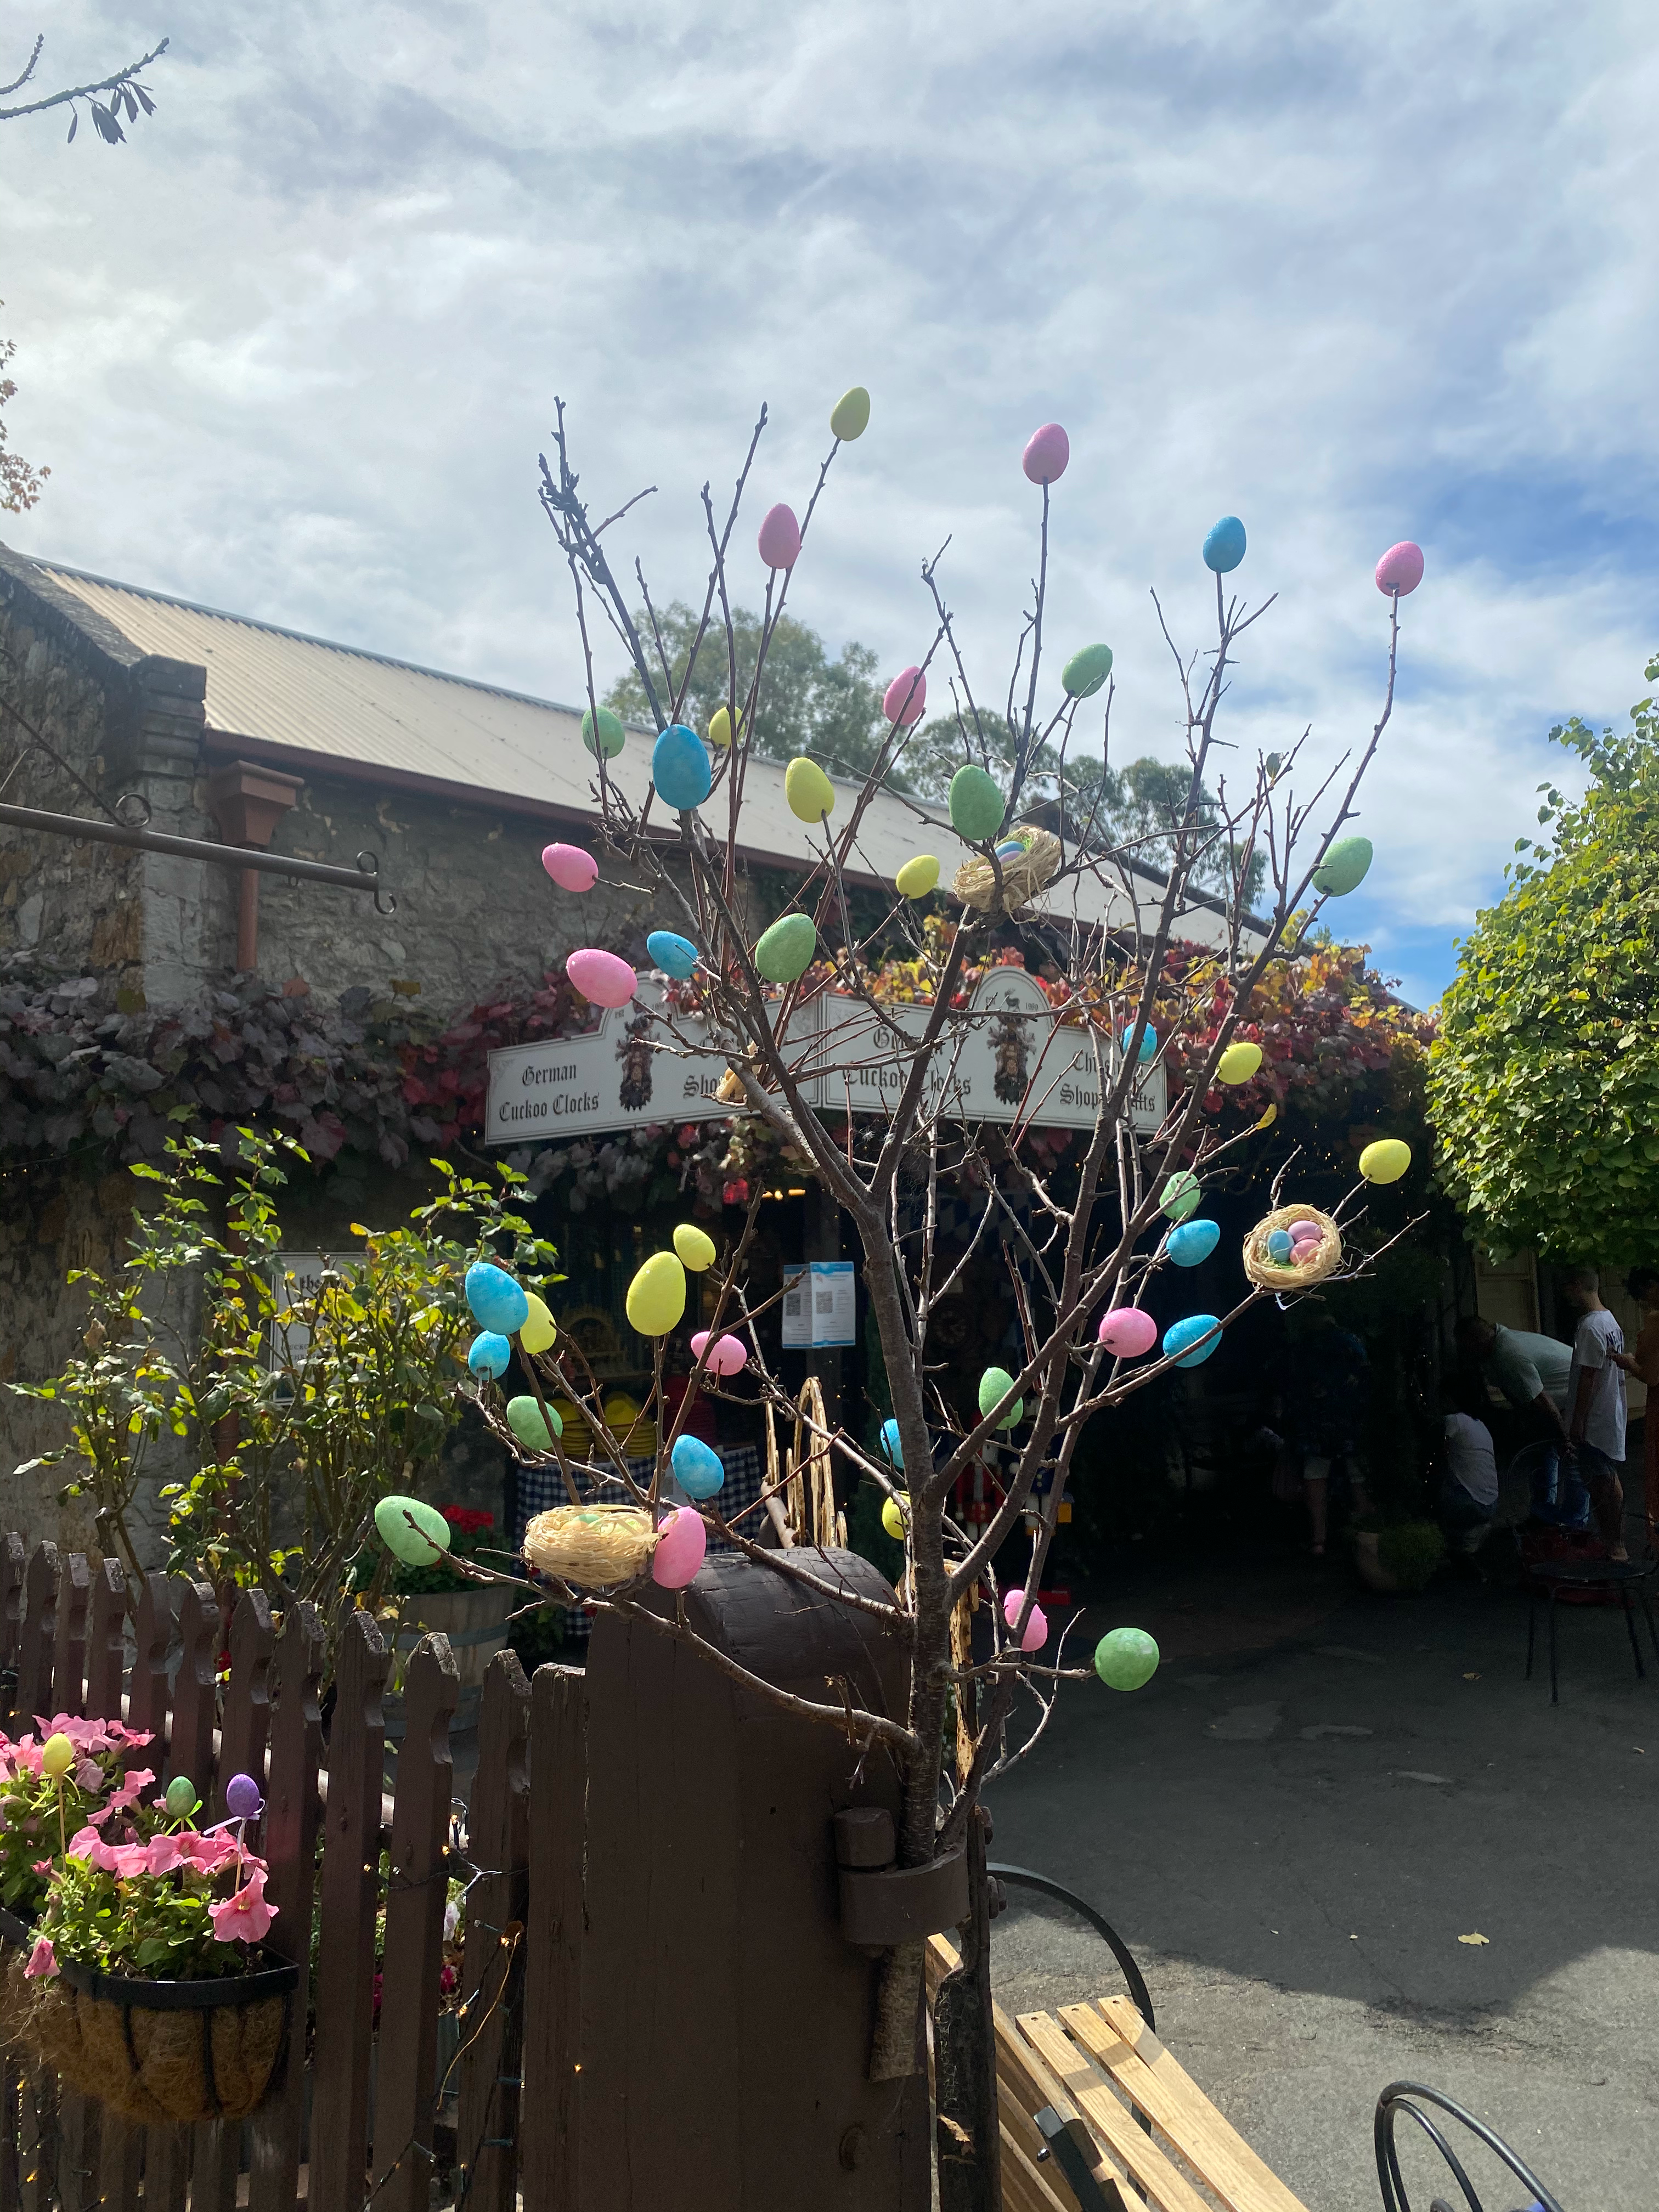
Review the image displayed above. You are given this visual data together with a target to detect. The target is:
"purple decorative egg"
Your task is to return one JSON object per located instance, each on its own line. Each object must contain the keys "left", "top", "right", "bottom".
{"left": 1098, "top": 1306, "right": 1158, "bottom": 1358}
{"left": 542, "top": 843, "right": 598, "bottom": 893}
{"left": 1374, "top": 541, "right": 1424, "bottom": 597}
{"left": 883, "top": 667, "right": 927, "bottom": 726}
{"left": 566, "top": 948, "right": 637, "bottom": 1008}
{"left": 225, "top": 1773, "right": 263, "bottom": 1821}
{"left": 758, "top": 503, "right": 802, "bottom": 571}
{"left": 651, "top": 1507, "right": 707, "bottom": 1590}
{"left": 1022, "top": 423, "right": 1070, "bottom": 484}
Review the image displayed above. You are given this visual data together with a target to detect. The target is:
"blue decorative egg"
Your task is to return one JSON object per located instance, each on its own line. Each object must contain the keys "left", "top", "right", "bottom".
{"left": 1167, "top": 1219, "right": 1220, "bottom": 1268}
{"left": 1266, "top": 1228, "right": 1294, "bottom": 1261}
{"left": 881, "top": 1417, "right": 903, "bottom": 1469}
{"left": 653, "top": 724, "right": 712, "bottom": 811}
{"left": 1122, "top": 1023, "right": 1158, "bottom": 1065}
{"left": 671, "top": 1433, "right": 726, "bottom": 1500}
{"left": 466, "top": 1262, "right": 528, "bottom": 1335}
{"left": 467, "top": 1330, "right": 511, "bottom": 1379}
{"left": 1163, "top": 1313, "right": 1222, "bottom": 1368}
{"left": 1203, "top": 516, "right": 1247, "bottom": 573}
{"left": 646, "top": 930, "right": 699, "bottom": 979}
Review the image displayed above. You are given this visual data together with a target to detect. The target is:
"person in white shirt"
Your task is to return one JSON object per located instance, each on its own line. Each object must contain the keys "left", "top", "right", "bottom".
{"left": 1561, "top": 1266, "right": 1628, "bottom": 1560}
{"left": 1438, "top": 1380, "right": 1499, "bottom": 1549}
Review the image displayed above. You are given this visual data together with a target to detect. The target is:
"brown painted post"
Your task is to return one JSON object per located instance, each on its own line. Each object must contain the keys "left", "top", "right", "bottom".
{"left": 310, "top": 1608, "right": 389, "bottom": 2212}
{"left": 520, "top": 1662, "right": 586, "bottom": 2212}
{"left": 0, "top": 1531, "right": 27, "bottom": 1725}
{"left": 50, "top": 1553, "right": 91, "bottom": 1720}
{"left": 17, "top": 1542, "right": 59, "bottom": 1722}
{"left": 216, "top": 1588, "right": 274, "bottom": 1819}
{"left": 456, "top": 1652, "right": 532, "bottom": 2212}
{"left": 83, "top": 1559, "right": 126, "bottom": 1723}
{"left": 374, "top": 1634, "right": 460, "bottom": 2212}
{"left": 247, "top": 1601, "right": 325, "bottom": 2212}
{"left": 168, "top": 1580, "right": 219, "bottom": 1808}
{"left": 125, "top": 1573, "right": 175, "bottom": 1750}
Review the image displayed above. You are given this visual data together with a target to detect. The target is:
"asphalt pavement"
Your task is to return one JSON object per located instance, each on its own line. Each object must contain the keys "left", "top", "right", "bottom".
{"left": 984, "top": 1553, "right": 1659, "bottom": 2211}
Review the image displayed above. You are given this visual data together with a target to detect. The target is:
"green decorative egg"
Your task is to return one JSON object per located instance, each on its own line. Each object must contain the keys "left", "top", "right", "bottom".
{"left": 1160, "top": 1170, "right": 1201, "bottom": 1221}
{"left": 1312, "top": 836, "right": 1373, "bottom": 897}
{"left": 949, "top": 764, "right": 1006, "bottom": 844}
{"left": 1094, "top": 1626, "right": 1160, "bottom": 1691}
{"left": 754, "top": 912, "right": 818, "bottom": 983}
{"left": 830, "top": 386, "right": 871, "bottom": 441}
{"left": 375, "top": 1493, "right": 451, "bottom": 1566}
{"left": 978, "top": 1364, "right": 1023, "bottom": 1430}
{"left": 506, "top": 1395, "right": 562, "bottom": 1451}
{"left": 785, "top": 756, "right": 836, "bottom": 823}
{"left": 1062, "top": 643, "right": 1115, "bottom": 699}
{"left": 580, "top": 705, "right": 626, "bottom": 759}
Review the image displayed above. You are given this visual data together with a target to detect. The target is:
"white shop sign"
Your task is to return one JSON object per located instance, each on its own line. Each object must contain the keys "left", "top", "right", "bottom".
{"left": 483, "top": 972, "right": 1166, "bottom": 1146}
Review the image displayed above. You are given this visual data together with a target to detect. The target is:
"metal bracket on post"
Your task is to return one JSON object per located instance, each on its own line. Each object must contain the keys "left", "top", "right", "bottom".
{"left": 1033, "top": 2107, "right": 1126, "bottom": 2211}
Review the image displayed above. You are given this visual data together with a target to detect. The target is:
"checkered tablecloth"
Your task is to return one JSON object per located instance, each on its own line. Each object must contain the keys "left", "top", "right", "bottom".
{"left": 512, "top": 1443, "right": 766, "bottom": 1643}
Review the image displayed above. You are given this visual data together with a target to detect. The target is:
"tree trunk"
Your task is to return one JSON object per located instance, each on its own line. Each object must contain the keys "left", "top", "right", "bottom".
{"left": 934, "top": 1807, "right": 1001, "bottom": 2211}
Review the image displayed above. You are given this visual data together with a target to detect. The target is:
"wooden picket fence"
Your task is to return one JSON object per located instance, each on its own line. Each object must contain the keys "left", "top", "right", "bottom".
{"left": 0, "top": 1534, "right": 574, "bottom": 2212}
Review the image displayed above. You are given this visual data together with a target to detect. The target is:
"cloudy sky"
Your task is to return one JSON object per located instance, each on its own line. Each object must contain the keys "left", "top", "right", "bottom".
{"left": 4, "top": 0, "right": 1657, "bottom": 1006}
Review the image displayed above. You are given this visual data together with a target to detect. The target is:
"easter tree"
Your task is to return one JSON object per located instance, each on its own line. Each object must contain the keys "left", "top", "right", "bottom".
{"left": 419, "top": 398, "right": 1426, "bottom": 2193}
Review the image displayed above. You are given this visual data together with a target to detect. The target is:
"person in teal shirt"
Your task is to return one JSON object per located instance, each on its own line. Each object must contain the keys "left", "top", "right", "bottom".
{"left": 1455, "top": 1314, "right": 1584, "bottom": 1524}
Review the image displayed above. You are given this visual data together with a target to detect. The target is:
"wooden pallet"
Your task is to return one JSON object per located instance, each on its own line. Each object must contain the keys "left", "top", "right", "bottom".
{"left": 930, "top": 1938, "right": 1311, "bottom": 2212}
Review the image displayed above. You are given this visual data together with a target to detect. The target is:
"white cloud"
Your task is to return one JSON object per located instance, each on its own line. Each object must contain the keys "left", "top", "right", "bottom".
{"left": 3, "top": 0, "right": 1657, "bottom": 1008}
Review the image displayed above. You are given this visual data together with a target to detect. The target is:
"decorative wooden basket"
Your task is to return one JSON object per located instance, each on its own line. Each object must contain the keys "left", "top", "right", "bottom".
{"left": 1, "top": 1914, "right": 296, "bottom": 2125}
{"left": 952, "top": 827, "right": 1061, "bottom": 916}
{"left": 1242, "top": 1203, "right": 1342, "bottom": 1291}
{"left": 523, "top": 1503, "right": 658, "bottom": 1588}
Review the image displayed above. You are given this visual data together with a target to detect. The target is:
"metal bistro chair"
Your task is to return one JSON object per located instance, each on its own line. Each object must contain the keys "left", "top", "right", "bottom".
{"left": 1375, "top": 2080, "right": 1564, "bottom": 2211}
{"left": 1524, "top": 1545, "right": 1659, "bottom": 1705}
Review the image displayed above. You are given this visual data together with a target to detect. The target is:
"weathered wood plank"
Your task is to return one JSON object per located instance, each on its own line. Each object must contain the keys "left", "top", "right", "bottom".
{"left": 216, "top": 1588, "right": 274, "bottom": 1820}
{"left": 373, "top": 1634, "right": 460, "bottom": 2212}
{"left": 83, "top": 1559, "right": 126, "bottom": 1723}
{"left": 246, "top": 1601, "right": 326, "bottom": 2212}
{"left": 309, "top": 1608, "right": 388, "bottom": 2212}
{"left": 167, "top": 1579, "right": 219, "bottom": 1806}
{"left": 520, "top": 1662, "right": 585, "bottom": 2212}
{"left": 455, "top": 1651, "right": 531, "bottom": 2212}
{"left": 123, "top": 1573, "right": 174, "bottom": 1749}
{"left": 17, "top": 1543, "right": 59, "bottom": 1723}
{"left": 50, "top": 1553, "right": 91, "bottom": 1721}
{"left": 0, "top": 1531, "right": 27, "bottom": 1726}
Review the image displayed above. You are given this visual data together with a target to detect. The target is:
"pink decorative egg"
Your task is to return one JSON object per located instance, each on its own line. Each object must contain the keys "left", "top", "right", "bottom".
{"left": 1022, "top": 423, "right": 1070, "bottom": 485}
{"left": 1001, "top": 1589, "right": 1049, "bottom": 1653}
{"left": 1374, "top": 541, "right": 1424, "bottom": 597}
{"left": 565, "top": 948, "right": 637, "bottom": 1008}
{"left": 758, "top": 503, "right": 802, "bottom": 571}
{"left": 883, "top": 667, "right": 927, "bottom": 726}
{"left": 542, "top": 842, "right": 598, "bottom": 893}
{"left": 690, "top": 1329, "right": 748, "bottom": 1378}
{"left": 1098, "top": 1306, "right": 1158, "bottom": 1358}
{"left": 651, "top": 1506, "right": 707, "bottom": 1590}
{"left": 1287, "top": 1221, "right": 1321, "bottom": 1242}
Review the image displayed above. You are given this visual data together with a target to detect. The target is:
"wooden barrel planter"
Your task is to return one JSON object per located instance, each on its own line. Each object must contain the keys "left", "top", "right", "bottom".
{"left": 0, "top": 1907, "right": 297, "bottom": 2124}
{"left": 386, "top": 1583, "right": 512, "bottom": 1736}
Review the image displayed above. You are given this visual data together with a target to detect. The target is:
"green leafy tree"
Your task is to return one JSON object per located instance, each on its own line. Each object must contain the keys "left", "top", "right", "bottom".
{"left": 1428, "top": 656, "right": 1659, "bottom": 1262}
{"left": 605, "top": 600, "right": 909, "bottom": 789}
{"left": 12, "top": 1132, "right": 555, "bottom": 1600}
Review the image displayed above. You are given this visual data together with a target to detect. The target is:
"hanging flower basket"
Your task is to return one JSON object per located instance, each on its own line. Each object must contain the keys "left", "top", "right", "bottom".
{"left": 0, "top": 1905, "right": 296, "bottom": 2123}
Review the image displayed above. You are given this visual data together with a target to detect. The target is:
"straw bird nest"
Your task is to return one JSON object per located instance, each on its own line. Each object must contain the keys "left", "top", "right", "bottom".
{"left": 952, "top": 826, "right": 1062, "bottom": 916}
{"left": 523, "top": 1503, "right": 658, "bottom": 1589}
{"left": 1242, "top": 1203, "right": 1342, "bottom": 1291}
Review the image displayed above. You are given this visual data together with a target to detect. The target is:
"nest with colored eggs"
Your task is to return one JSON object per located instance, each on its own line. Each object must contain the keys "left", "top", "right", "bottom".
{"left": 1242, "top": 1203, "right": 1342, "bottom": 1291}
{"left": 952, "top": 827, "right": 1062, "bottom": 916}
{"left": 523, "top": 1504, "right": 659, "bottom": 1589}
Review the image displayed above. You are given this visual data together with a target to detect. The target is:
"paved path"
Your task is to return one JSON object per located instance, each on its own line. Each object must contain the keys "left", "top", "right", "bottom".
{"left": 986, "top": 1561, "right": 1659, "bottom": 2210}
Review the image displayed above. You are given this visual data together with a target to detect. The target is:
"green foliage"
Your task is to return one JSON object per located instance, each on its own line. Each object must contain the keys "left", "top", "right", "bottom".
{"left": 11, "top": 1132, "right": 556, "bottom": 1604}
{"left": 1429, "top": 657, "right": 1659, "bottom": 1262}
{"left": 604, "top": 599, "right": 910, "bottom": 789}
{"left": 1375, "top": 1519, "right": 1446, "bottom": 1592}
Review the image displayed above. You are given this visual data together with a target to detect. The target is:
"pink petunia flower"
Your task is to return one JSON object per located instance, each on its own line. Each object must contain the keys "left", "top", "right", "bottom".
{"left": 73, "top": 1759, "right": 103, "bottom": 1793}
{"left": 23, "top": 1936, "right": 56, "bottom": 1979}
{"left": 144, "top": 1833, "right": 185, "bottom": 1876}
{"left": 67, "top": 1825, "right": 122, "bottom": 1871}
{"left": 176, "top": 1830, "right": 242, "bottom": 1872}
{"left": 31, "top": 1859, "right": 50, "bottom": 1876}
{"left": 211, "top": 1865, "right": 276, "bottom": 1945}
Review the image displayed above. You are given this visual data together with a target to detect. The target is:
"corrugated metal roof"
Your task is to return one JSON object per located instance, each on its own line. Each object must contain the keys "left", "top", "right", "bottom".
{"left": 35, "top": 558, "right": 1250, "bottom": 949}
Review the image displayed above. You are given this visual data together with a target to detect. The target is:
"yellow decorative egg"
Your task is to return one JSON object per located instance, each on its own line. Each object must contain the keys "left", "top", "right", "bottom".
{"left": 1359, "top": 1138, "right": 1412, "bottom": 1185}
{"left": 625, "top": 1251, "right": 687, "bottom": 1337}
{"left": 673, "top": 1223, "right": 717, "bottom": 1272}
{"left": 785, "top": 756, "right": 836, "bottom": 823}
{"left": 1216, "top": 1041, "right": 1263, "bottom": 1085}
{"left": 881, "top": 1493, "right": 910, "bottom": 1541}
{"left": 519, "top": 1291, "right": 557, "bottom": 1354}
{"left": 895, "top": 855, "right": 940, "bottom": 899}
{"left": 709, "top": 705, "right": 737, "bottom": 749}
{"left": 830, "top": 386, "right": 871, "bottom": 441}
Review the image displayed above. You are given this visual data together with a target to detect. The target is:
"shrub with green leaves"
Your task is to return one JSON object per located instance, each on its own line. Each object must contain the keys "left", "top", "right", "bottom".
{"left": 11, "top": 1132, "right": 557, "bottom": 1602}
{"left": 1429, "top": 656, "right": 1659, "bottom": 1263}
